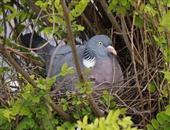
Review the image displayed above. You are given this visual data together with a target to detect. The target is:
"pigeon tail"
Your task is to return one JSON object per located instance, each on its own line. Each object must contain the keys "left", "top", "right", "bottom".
{"left": 20, "top": 33, "right": 54, "bottom": 60}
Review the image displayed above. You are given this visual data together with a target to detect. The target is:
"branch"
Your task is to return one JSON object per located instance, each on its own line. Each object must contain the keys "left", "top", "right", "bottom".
{"left": 130, "top": 13, "right": 145, "bottom": 126}
{"left": 0, "top": 43, "right": 72, "bottom": 121}
{"left": 99, "top": 0, "right": 121, "bottom": 33}
{"left": 7, "top": 47, "right": 44, "bottom": 67}
{"left": 81, "top": 13, "right": 97, "bottom": 34}
{"left": 61, "top": 0, "right": 104, "bottom": 117}
{"left": 2, "top": 1, "right": 7, "bottom": 45}
{"left": 120, "top": 16, "right": 143, "bottom": 65}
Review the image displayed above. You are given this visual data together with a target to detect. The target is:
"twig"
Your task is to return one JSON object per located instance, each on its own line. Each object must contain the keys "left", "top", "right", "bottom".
{"left": 130, "top": 11, "right": 145, "bottom": 126}
{"left": 47, "top": 40, "right": 65, "bottom": 77}
{"left": 7, "top": 47, "right": 44, "bottom": 67}
{"left": 61, "top": 0, "right": 104, "bottom": 117}
{"left": 2, "top": 1, "right": 7, "bottom": 45}
{"left": 81, "top": 13, "right": 97, "bottom": 34}
{"left": 99, "top": 0, "right": 121, "bottom": 33}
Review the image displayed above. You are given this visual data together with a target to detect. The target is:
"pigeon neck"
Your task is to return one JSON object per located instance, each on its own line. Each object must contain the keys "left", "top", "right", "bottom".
{"left": 83, "top": 48, "right": 95, "bottom": 59}
{"left": 83, "top": 48, "right": 96, "bottom": 68}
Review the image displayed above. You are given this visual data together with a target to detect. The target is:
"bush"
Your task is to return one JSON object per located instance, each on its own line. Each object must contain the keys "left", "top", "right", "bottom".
{"left": 147, "top": 105, "right": 170, "bottom": 130}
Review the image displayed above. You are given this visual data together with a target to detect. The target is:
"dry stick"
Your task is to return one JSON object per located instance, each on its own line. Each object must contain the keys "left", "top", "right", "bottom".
{"left": 61, "top": 0, "right": 104, "bottom": 117}
{"left": 121, "top": 17, "right": 143, "bottom": 65}
{"left": 2, "top": 1, "right": 7, "bottom": 45}
{"left": 98, "top": 0, "right": 121, "bottom": 32}
{"left": 142, "top": 10, "right": 152, "bottom": 120}
{"left": 0, "top": 44, "right": 72, "bottom": 121}
{"left": 166, "top": 31, "right": 170, "bottom": 102}
{"left": 130, "top": 13, "right": 145, "bottom": 126}
{"left": 81, "top": 13, "right": 97, "bottom": 34}
{"left": 7, "top": 47, "right": 44, "bottom": 67}
{"left": 47, "top": 40, "right": 65, "bottom": 77}
{"left": 99, "top": 0, "right": 143, "bottom": 65}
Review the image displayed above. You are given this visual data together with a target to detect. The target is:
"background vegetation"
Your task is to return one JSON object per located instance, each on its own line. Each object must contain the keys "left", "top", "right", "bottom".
{"left": 0, "top": 0, "right": 170, "bottom": 129}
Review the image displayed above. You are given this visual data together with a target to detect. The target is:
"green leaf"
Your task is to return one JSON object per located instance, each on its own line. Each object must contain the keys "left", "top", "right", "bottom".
{"left": 143, "top": 4, "right": 158, "bottom": 16}
{"left": 35, "top": 0, "right": 48, "bottom": 8}
{"left": 3, "top": 0, "right": 10, "bottom": 2}
{"left": 70, "top": 0, "right": 90, "bottom": 20}
{"left": 0, "top": 26, "right": 3, "bottom": 35}
{"left": 146, "top": 124, "right": 154, "bottom": 130}
{"left": 164, "top": 124, "right": 170, "bottom": 130}
{"left": 73, "top": 24, "right": 85, "bottom": 32}
{"left": 0, "top": 67, "right": 10, "bottom": 74}
{"left": 165, "top": 105, "right": 170, "bottom": 115}
{"left": 108, "top": 0, "right": 118, "bottom": 11}
{"left": 42, "top": 27, "right": 53, "bottom": 34}
{"left": 19, "top": 12, "right": 29, "bottom": 22}
{"left": 135, "top": 16, "right": 144, "bottom": 28}
{"left": 16, "top": 117, "right": 35, "bottom": 130}
{"left": 163, "top": 48, "right": 170, "bottom": 62}
{"left": 119, "top": 116, "right": 133, "bottom": 129}
{"left": 151, "top": 119, "right": 159, "bottom": 129}
{"left": 153, "top": 35, "right": 166, "bottom": 46}
{"left": 83, "top": 116, "right": 88, "bottom": 125}
{"left": 156, "top": 112, "right": 168, "bottom": 124}
{"left": 147, "top": 82, "right": 156, "bottom": 93}
{"left": 12, "top": 101, "right": 32, "bottom": 117}
{"left": 59, "top": 63, "right": 74, "bottom": 77}
{"left": 160, "top": 11, "right": 170, "bottom": 31}
{"left": 77, "top": 109, "right": 137, "bottom": 129}
{"left": 45, "top": 76, "right": 57, "bottom": 89}
{"left": 162, "top": 71, "right": 170, "bottom": 83}
{"left": 2, "top": 109, "right": 15, "bottom": 121}
{"left": 36, "top": 76, "right": 56, "bottom": 90}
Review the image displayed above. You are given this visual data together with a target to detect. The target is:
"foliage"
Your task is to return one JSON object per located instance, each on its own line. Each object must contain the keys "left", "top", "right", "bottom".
{"left": 0, "top": 76, "right": 136, "bottom": 130}
{"left": 108, "top": 0, "right": 132, "bottom": 15}
{"left": 34, "top": 0, "right": 88, "bottom": 37}
{"left": 0, "top": 77, "right": 57, "bottom": 130}
{"left": 59, "top": 63, "right": 74, "bottom": 77}
{"left": 57, "top": 109, "right": 138, "bottom": 130}
{"left": 147, "top": 105, "right": 170, "bottom": 130}
{"left": 77, "top": 108, "right": 138, "bottom": 130}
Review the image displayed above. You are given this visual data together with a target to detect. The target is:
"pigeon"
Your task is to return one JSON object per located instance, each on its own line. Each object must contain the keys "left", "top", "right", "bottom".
{"left": 20, "top": 33, "right": 124, "bottom": 91}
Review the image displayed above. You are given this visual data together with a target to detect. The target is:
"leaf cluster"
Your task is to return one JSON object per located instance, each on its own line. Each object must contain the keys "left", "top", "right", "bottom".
{"left": 147, "top": 105, "right": 170, "bottom": 130}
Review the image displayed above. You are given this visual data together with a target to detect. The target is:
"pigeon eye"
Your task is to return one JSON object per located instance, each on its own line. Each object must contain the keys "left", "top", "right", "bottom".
{"left": 98, "top": 41, "right": 103, "bottom": 45}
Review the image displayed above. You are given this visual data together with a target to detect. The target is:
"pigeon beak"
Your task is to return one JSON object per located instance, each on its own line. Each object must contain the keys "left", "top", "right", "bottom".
{"left": 107, "top": 46, "right": 117, "bottom": 55}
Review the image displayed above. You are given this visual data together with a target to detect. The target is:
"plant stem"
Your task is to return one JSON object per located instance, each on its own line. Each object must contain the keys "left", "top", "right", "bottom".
{"left": 61, "top": 0, "right": 104, "bottom": 117}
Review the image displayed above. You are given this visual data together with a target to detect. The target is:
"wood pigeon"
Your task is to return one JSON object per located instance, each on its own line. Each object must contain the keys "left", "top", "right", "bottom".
{"left": 20, "top": 33, "right": 124, "bottom": 91}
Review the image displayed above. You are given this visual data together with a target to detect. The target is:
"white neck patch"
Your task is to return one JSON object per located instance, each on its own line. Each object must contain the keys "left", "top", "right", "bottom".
{"left": 83, "top": 57, "right": 96, "bottom": 68}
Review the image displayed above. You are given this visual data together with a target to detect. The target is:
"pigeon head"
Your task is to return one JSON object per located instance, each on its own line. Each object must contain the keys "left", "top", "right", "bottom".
{"left": 83, "top": 35, "right": 117, "bottom": 68}
{"left": 85, "top": 35, "right": 116, "bottom": 58}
